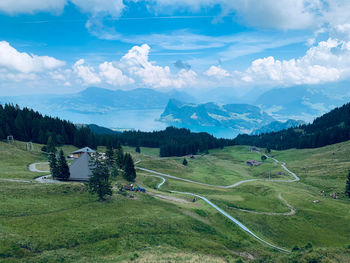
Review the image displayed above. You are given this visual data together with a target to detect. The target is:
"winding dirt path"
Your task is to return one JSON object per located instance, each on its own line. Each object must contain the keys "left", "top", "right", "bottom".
{"left": 136, "top": 155, "right": 299, "bottom": 253}
{"left": 227, "top": 193, "right": 296, "bottom": 216}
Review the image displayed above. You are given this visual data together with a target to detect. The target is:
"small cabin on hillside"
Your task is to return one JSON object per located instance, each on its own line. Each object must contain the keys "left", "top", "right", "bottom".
{"left": 249, "top": 146, "right": 260, "bottom": 152}
{"left": 71, "top": 147, "right": 95, "bottom": 159}
{"left": 69, "top": 152, "right": 93, "bottom": 181}
{"left": 246, "top": 159, "right": 261, "bottom": 166}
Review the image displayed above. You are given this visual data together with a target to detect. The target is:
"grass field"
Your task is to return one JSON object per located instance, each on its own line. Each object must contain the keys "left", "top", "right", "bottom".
{"left": 1, "top": 140, "right": 350, "bottom": 262}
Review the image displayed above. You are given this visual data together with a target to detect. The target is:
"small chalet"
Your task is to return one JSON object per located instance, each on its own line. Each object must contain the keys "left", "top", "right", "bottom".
{"left": 246, "top": 159, "right": 261, "bottom": 166}
{"left": 249, "top": 146, "right": 260, "bottom": 152}
{"left": 71, "top": 147, "right": 95, "bottom": 159}
{"left": 69, "top": 152, "right": 93, "bottom": 181}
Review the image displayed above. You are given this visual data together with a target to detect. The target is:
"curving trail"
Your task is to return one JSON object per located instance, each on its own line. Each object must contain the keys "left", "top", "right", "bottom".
{"left": 136, "top": 155, "right": 299, "bottom": 253}
{"left": 28, "top": 162, "right": 50, "bottom": 173}
{"left": 228, "top": 193, "right": 296, "bottom": 216}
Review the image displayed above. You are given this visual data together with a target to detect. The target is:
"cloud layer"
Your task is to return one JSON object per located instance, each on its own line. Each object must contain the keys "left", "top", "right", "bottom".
{"left": 0, "top": 41, "right": 65, "bottom": 74}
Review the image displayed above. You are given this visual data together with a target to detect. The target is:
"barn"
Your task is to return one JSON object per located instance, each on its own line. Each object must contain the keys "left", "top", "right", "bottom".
{"left": 69, "top": 152, "right": 93, "bottom": 181}
{"left": 71, "top": 147, "right": 95, "bottom": 159}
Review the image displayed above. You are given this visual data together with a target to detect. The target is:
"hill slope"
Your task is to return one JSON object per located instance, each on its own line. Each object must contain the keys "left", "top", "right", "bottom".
{"left": 235, "top": 101, "right": 350, "bottom": 150}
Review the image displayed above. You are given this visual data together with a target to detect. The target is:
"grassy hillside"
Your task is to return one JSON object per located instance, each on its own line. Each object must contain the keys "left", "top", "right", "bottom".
{"left": 1, "top": 140, "right": 350, "bottom": 262}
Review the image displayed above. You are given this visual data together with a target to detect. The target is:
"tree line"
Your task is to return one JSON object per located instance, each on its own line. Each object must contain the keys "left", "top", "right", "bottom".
{"left": 109, "top": 127, "right": 235, "bottom": 157}
{"left": 234, "top": 102, "right": 350, "bottom": 150}
{"left": 0, "top": 104, "right": 97, "bottom": 149}
{"left": 0, "top": 104, "right": 234, "bottom": 157}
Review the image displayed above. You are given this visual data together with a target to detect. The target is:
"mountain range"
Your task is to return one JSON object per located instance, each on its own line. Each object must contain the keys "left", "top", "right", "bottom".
{"left": 0, "top": 87, "right": 196, "bottom": 114}
{"left": 1, "top": 84, "right": 349, "bottom": 138}
{"left": 159, "top": 99, "right": 289, "bottom": 137}
{"left": 252, "top": 119, "right": 305, "bottom": 135}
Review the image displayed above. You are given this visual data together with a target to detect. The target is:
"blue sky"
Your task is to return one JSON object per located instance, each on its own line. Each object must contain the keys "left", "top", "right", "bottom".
{"left": 0, "top": 0, "right": 350, "bottom": 96}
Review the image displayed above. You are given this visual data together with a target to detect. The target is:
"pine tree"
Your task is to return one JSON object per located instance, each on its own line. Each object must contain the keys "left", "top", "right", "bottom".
{"left": 346, "top": 170, "right": 350, "bottom": 198}
{"left": 111, "top": 167, "right": 119, "bottom": 177}
{"left": 48, "top": 152, "right": 59, "bottom": 178}
{"left": 105, "top": 142, "right": 114, "bottom": 167}
{"left": 88, "top": 156, "right": 112, "bottom": 201}
{"left": 115, "top": 146, "right": 124, "bottom": 169}
{"left": 182, "top": 158, "right": 188, "bottom": 166}
{"left": 136, "top": 146, "right": 141, "bottom": 153}
{"left": 46, "top": 136, "right": 57, "bottom": 153}
{"left": 57, "top": 150, "right": 70, "bottom": 180}
{"left": 123, "top": 153, "right": 136, "bottom": 181}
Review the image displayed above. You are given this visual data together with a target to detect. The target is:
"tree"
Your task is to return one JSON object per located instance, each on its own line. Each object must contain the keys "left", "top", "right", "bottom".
{"left": 135, "top": 146, "right": 141, "bottom": 153}
{"left": 111, "top": 167, "right": 119, "bottom": 177}
{"left": 182, "top": 158, "right": 188, "bottom": 166}
{"left": 88, "top": 155, "right": 112, "bottom": 201}
{"left": 346, "top": 170, "right": 350, "bottom": 198}
{"left": 105, "top": 142, "right": 114, "bottom": 167}
{"left": 115, "top": 146, "right": 124, "bottom": 169}
{"left": 123, "top": 153, "right": 136, "bottom": 181}
{"left": 57, "top": 150, "right": 70, "bottom": 180}
{"left": 48, "top": 152, "right": 59, "bottom": 178}
{"left": 46, "top": 136, "right": 57, "bottom": 153}
{"left": 266, "top": 146, "right": 271, "bottom": 154}
{"left": 261, "top": 155, "right": 267, "bottom": 162}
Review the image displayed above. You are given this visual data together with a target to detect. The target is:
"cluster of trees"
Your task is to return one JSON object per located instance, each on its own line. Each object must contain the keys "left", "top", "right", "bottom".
{"left": 0, "top": 104, "right": 96, "bottom": 149}
{"left": 48, "top": 150, "right": 70, "bottom": 180}
{"left": 234, "top": 102, "right": 350, "bottom": 150}
{"left": 112, "top": 127, "right": 234, "bottom": 157}
{"left": 88, "top": 155, "right": 113, "bottom": 201}
{"left": 88, "top": 143, "right": 136, "bottom": 201}
{"left": 105, "top": 142, "right": 136, "bottom": 182}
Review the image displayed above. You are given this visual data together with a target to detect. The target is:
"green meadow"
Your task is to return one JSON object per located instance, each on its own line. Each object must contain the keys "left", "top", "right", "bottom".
{"left": 0, "top": 140, "right": 350, "bottom": 262}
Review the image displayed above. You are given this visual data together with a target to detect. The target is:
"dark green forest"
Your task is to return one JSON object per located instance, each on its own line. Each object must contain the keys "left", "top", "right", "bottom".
{"left": 234, "top": 102, "right": 350, "bottom": 150}
{"left": 0, "top": 104, "right": 234, "bottom": 156}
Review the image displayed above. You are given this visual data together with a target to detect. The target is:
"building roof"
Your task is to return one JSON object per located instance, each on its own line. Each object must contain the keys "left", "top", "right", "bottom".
{"left": 71, "top": 147, "right": 96, "bottom": 154}
{"left": 69, "top": 152, "right": 93, "bottom": 181}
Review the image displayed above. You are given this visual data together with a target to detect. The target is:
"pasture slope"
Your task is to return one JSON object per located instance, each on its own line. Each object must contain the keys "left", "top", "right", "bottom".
{"left": 0, "top": 141, "right": 350, "bottom": 262}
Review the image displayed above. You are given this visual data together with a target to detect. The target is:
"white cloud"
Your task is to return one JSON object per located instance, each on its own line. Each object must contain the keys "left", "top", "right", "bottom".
{"left": 120, "top": 44, "right": 196, "bottom": 88}
{"left": 99, "top": 62, "right": 134, "bottom": 86}
{"left": 73, "top": 59, "right": 101, "bottom": 85}
{"left": 70, "top": 0, "right": 124, "bottom": 17}
{"left": 204, "top": 66, "right": 230, "bottom": 79}
{"left": 240, "top": 38, "right": 350, "bottom": 85}
{"left": 139, "top": 0, "right": 321, "bottom": 30}
{"left": 0, "top": 41, "right": 65, "bottom": 73}
{"left": 0, "top": 0, "right": 66, "bottom": 15}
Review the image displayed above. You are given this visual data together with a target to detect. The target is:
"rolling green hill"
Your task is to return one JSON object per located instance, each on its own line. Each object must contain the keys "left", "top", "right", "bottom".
{"left": 0, "top": 139, "right": 350, "bottom": 262}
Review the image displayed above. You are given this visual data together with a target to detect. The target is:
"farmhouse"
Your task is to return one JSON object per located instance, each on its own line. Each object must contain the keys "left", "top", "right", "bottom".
{"left": 71, "top": 147, "right": 95, "bottom": 159}
{"left": 246, "top": 159, "right": 261, "bottom": 166}
{"left": 69, "top": 152, "right": 93, "bottom": 181}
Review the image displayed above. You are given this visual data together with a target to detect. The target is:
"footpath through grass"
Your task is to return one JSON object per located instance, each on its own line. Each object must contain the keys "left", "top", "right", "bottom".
{"left": 1, "top": 141, "right": 350, "bottom": 262}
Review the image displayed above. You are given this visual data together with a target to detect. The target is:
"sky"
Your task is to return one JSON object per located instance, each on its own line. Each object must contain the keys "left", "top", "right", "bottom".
{"left": 1, "top": 0, "right": 350, "bottom": 96}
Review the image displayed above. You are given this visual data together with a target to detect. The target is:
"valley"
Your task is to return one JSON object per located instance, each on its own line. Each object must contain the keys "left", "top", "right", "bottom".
{"left": 1, "top": 140, "right": 349, "bottom": 262}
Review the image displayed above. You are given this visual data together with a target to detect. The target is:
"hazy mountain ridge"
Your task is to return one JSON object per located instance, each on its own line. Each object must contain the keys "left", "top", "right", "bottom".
{"left": 0, "top": 87, "right": 196, "bottom": 114}
{"left": 255, "top": 83, "right": 350, "bottom": 121}
{"left": 160, "top": 99, "right": 276, "bottom": 136}
{"left": 252, "top": 119, "right": 306, "bottom": 135}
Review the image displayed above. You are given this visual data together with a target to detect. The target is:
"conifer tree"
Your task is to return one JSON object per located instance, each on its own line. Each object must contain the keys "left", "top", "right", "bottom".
{"left": 136, "top": 146, "right": 141, "bottom": 153}
{"left": 48, "top": 152, "right": 59, "bottom": 178}
{"left": 346, "top": 170, "right": 350, "bottom": 198}
{"left": 115, "top": 146, "right": 124, "bottom": 169}
{"left": 88, "top": 155, "right": 112, "bottom": 201}
{"left": 105, "top": 142, "right": 114, "bottom": 167}
{"left": 57, "top": 150, "right": 70, "bottom": 180}
{"left": 182, "top": 158, "right": 188, "bottom": 166}
{"left": 46, "top": 136, "right": 57, "bottom": 153}
{"left": 123, "top": 153, "right": 136, "bottom": 181}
